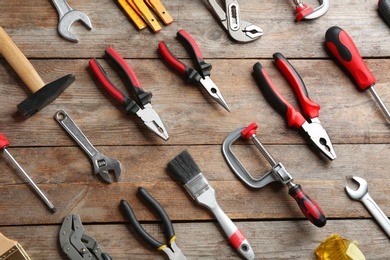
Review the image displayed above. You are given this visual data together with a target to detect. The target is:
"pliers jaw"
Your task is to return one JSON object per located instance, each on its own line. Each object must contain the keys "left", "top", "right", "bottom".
{"left": 136, "top": 103, "right": 169, "bottom": 140}
{"left": 200, "top": 77, "right": 230, "bottom": 112}
{"left": 301, "top": 119, "right": 337, "bottom": 160}
{"left": 228, "top": 21, "right": 263, "bottom": 43}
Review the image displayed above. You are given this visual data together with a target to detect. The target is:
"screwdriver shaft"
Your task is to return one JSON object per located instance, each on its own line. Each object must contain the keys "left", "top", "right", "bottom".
{"left": 368, "top": 86, "right": 390, "bottom": 122}
{"left": 3, "top": 149, "right": 56, "bottom": 213}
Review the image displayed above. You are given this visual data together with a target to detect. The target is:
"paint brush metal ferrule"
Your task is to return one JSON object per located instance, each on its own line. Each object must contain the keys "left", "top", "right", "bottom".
{"left": 183, "top": 173, "right": 211, "bottom": 200}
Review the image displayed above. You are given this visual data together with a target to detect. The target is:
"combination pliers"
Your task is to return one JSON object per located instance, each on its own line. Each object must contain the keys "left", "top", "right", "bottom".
{"left": 253, "top": 52, "right": 336, "bottom": 160}
{"left": 89, "top": 47, "right": 169, "bottom": 141}
{"left": 120, "top": 187, "right": 187, "bottom": 260}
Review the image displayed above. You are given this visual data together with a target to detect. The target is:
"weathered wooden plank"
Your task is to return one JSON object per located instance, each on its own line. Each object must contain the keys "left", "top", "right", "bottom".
{"left": 0, "top": 1, "right": 388, "bottom": 59}
{"left": 1, "top": 59, "right": 390, "bottom": 147}
{"left": 0, "top": 220, "right": 388, "bottom": 259}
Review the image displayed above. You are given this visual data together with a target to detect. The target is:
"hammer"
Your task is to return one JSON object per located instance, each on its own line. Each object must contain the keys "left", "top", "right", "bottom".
{"left": 0, "top": 26, "right": 75, "bottom": 118}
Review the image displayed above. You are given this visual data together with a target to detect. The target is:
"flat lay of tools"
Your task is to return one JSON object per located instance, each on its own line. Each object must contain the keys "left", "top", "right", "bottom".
{"left": 2, "top": 1, "right": 390, "bottom": 259}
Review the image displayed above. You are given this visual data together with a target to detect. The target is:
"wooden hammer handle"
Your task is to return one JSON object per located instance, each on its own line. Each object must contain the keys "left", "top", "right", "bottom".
{"left": 0, "top": 26, "right": 45, "bottom": 93}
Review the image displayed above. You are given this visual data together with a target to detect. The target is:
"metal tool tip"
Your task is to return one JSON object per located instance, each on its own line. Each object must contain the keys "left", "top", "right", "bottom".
{"left": 50, "top": 207, "right": 57, "bottom": 213}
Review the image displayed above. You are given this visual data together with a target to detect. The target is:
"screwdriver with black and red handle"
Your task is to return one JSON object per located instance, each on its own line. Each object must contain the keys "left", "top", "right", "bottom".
{"left": 0, "top": 133, "right": 56, "bottom": 213}
{"left": 325, "top": 26, "right": 390, "bottom": 122}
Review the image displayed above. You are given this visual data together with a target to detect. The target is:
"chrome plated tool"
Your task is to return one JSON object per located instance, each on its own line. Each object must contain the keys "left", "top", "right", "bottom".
{"left": 345, "top": 176, "right": 390, "bottom": 238}
{"left": 0, "top": 133, "right": 56, "bottom": 213}
{"left": 222, "top": 122, "right": 327, "bottom": 227}
{"left": 60, "top": 214, "right": 112, "bottom": 260}
{"left": 52, "top": 0, "right": 92, "bottom": 42}
{"left": 55, "top": 110, "right": 122, "bottom": 183}
{"left": 293, "top": 0, "right": 330, "bottom": 21}
{"left": 206, "top": 0, "right": 263, "bottom": 42}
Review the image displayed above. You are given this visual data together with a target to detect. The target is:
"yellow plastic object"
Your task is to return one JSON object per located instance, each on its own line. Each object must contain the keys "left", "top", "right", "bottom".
{"left": 145, "top": 0, "right": 173, "bottom": 25}
{"left": 117, "top": 0, "right": 147, "bottom": 30}
{"left": 130, "top": 0, "right": 162, "bottom": 32}
{"left": 315, "top": 234, "right": 366, "bottom": 260}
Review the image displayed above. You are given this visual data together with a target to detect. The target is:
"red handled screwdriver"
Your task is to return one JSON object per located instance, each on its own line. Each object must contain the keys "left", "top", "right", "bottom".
{"left": 0, "top": 133, "right": 56, "bottom": 213}
{"left": 325, "top": 26, "right": 390, "bottom": 122}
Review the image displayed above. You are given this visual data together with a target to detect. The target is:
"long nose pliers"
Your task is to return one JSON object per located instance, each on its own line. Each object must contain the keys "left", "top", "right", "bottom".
{"left": 89, "top": 47, "right": 169, "bottom": 141}
{"left": 120, "top": 187, "right": 187, "bottom": 260}
{"left": 158, "top": 30, "right": 230, "bottom": 112}
{"left": 253, "top": 52, "right": 336, "bottom": 160}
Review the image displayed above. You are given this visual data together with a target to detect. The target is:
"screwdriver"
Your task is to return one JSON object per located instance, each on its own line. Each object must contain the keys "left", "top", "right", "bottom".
{"left": 0, "top": 133, "right": 56, "bottom": 213}
{"left": 325, "top": 26, "right": 390, "bottom": 122}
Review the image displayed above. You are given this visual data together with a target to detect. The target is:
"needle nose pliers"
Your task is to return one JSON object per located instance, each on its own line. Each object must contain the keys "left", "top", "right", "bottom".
{"left": 158, "top": 29, "right": 230, "bottom": 112}
{"left": 120, "top": 187, "right": 187, "bottom": 260}
{"left": 89, "top": 47, "right": 169, "bottom": 141}
{"left": 253, "top": 52, "right": 336, "bottom": 160}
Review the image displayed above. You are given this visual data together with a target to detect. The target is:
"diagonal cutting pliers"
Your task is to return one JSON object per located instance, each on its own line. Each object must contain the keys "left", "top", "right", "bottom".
{"left": 253, "top": 52, "right": 336, "bottom": 160}
{"left": 120, "top": 187, "right": 187, "bottom": 260}
{"left": 89, "top": 47, "right": 169, "bottom": 141}
{"left": 158, "top": 30, "right": 230, "bottom": 112}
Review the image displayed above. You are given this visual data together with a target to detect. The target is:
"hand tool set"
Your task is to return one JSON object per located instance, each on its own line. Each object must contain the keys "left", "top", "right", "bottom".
{"left": 117, "top": 0, "right": 173, "bottom": 32}
{"left": 168, "top": 150, "right": 255, "bottom": 260}
{"left": 292, "top": 0, "right": 330, "bottom": 21}
{"left": 59, "top": 214, "right": 112, "bottom": 260}
{"left": 51, "top": 0, "right": 92, "bottom": 42}
{"left": 325, "top": 26, "right": 390, "bottom": 123}
{"left": 205, "top": 0, "right": 263, "bottom": 43}
{"left": 222, "top": 122, "right": 327, "bottom": 227}
{"left": 120, "top": 187, "right": 187, "bottom": 260}
{"left": 0, "top": 133, "right": 56, "bottom": 213}
{"left": 55, "top": 110, "right": 122, "bottom": 183}
{"left": 159, "top": 30, "right": 230, "bottom": 112}
{"left": 3, "top": 1, "right": 390, "bottom": 258}
{"left": 89, "top": 47, "right": 169, "bottom": 140}
{"left": 253, "top": 52, "right": 336, "bottom": 160}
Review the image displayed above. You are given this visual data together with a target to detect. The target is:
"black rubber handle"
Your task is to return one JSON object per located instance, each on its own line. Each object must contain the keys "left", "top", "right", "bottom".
{"left": 177, "top": 29, "right": 212, "bottom": 78}
{"left": 379, "top": 0, "right": 390, "bottom": 28}
{"left": 288, "top": 184, "right": 327, "bottom": 227}
{"left": 120, "top": 199, "right": 164, "bottom": 250}
{"left": 101, "top": 253, "right": 112, "bottom": 260}
{"left": 137, "top": 187, "right": 175, "bottom": 242}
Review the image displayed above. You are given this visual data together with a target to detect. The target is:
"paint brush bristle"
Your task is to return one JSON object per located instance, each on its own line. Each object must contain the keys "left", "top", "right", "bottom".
{"left": 168, "top": 150, "right": 201, "bottom": 184}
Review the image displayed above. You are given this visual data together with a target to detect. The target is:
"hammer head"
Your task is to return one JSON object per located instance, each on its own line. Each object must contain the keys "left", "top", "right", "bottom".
{"left": 17, "top": 74, "right": 75, "bottom": 118}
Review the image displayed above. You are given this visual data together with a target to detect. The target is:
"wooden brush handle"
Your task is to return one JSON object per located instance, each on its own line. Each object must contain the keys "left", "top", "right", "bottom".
{"left": 0, "top": 26, "right": 45, "bottom": 93}
{"left": 0, "top": 232, "right": 18, "bottom": 255}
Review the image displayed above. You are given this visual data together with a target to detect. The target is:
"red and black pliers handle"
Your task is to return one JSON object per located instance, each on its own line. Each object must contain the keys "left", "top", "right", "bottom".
{"left": 253, "top": 52, "right": 320, "bottom": 128}
{"left": 89, "top": 47, "right": 153, "bottom": 115}
{"left": 120, "top": 187, "right": 176, "bottom": 252}
{"left": 158, "top": 29, "right": 212, "bottom": 84}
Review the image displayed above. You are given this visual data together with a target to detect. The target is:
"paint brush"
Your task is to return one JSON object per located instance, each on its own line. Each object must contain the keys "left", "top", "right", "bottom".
{"left": 0, "top": 232, "right": 31, "bottom": 260}
{"left": 168, "top": 150, "right": 255, "bottom": 260}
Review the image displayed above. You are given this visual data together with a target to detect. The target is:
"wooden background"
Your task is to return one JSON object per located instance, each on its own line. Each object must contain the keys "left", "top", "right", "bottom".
{"left": 1, "top": 0, "right": 390, "bottom": 259}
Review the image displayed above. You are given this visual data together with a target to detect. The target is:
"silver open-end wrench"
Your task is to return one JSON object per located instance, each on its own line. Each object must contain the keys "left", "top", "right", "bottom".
{"left": 345, "top": 176, "right": 390, "bottom": 238}
{"left": 55, "top": 110, "right": 121, "bottom": 183}
{"left": 52, "top": 0, "right": 92, "bottom": 42}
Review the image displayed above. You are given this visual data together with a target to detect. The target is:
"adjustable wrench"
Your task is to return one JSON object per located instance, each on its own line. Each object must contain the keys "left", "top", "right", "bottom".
{"left": 55, "top": 110, "right": 121, "bottom": 183}
{"left": 345, "top": 176, "right": 390, "bottom": 238}
{"left": 52, "top": 0, "right": 92, "bottom": 42}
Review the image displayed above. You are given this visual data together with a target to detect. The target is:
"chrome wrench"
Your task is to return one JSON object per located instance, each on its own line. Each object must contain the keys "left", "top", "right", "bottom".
{"left": 345, "top": 176, "right": 390, "bottom": 238}
{"left": 52, "top": 0, "right": 92, "bottom": 42}
{"left": 55, "top": 110, "right": 121, "bottom": 183}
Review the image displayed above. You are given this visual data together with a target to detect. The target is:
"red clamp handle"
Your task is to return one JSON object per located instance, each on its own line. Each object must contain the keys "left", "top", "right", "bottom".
{"left": 289, "top": 184, "right": 327, "bottom": 227}
{"left": 325, "top": 26, "right": 376, "bottom": 91}
{"left": 241, "top": 122, "right": 258, "bottom": 139}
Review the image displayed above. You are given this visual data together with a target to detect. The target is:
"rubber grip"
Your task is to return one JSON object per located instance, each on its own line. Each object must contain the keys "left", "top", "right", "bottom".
{"left": 379, "top": 0, "right": 390, "bottom": 28}
{"left": 120, "top": 199, "right": 164, "bottom": 250}
{"left": 89, "top": 58, "right": 126, "bottom": 104}
{"left": 137, "top": 187, "right": 175, "bottom": 242}
{"left": 0, "top": 133, "right": 10, "bottom": 150}
{"left": 253, "top": 62, "right": 306, "bottom": 128}
{"left": 273, "top": 53, "right": 320, "bottom": 119}
{"left": 325, "top": 26, "right": 376, "bottom": 91}
{"left": 288, "top": 184, "right": 327, "bottom": 227}
{"left": 177, "top": 30, "right": 212, "bottom": 78}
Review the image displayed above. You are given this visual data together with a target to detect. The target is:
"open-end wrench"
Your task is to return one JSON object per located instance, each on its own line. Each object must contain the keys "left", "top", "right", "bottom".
{"left": 52, "top": 0, "right": 92, "bottom": 42}
{"left": 55, "top": 110, "right": 121, "bottom": 183}
{"left": 345, "top": 176, "right": 390, "bottom": 238}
